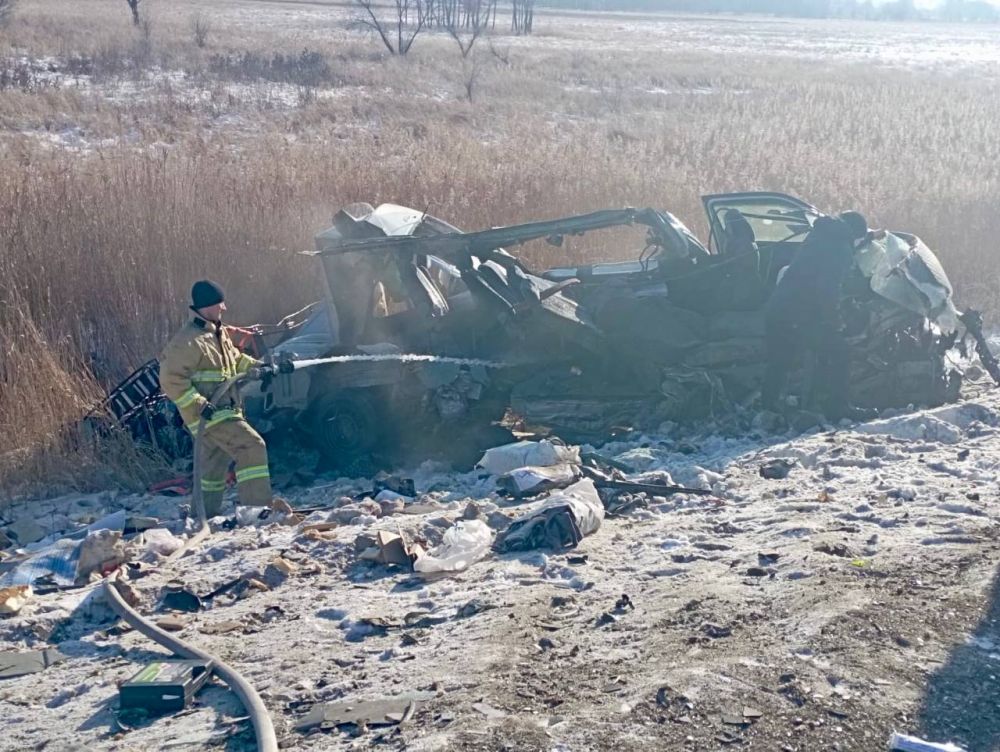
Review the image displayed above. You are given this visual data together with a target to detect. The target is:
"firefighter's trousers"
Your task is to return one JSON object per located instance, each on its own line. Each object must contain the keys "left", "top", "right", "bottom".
{"left": 196, "top": 418, "right": 272, "bottom": 517}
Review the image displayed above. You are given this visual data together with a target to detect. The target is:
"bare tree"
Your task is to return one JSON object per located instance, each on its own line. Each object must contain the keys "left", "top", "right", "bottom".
{"left": 354, "top": 0, "right": 425, "bottom": 56}
{"left": 462, "top": 54, "right": 481, "bottom": 101}
{"left": 511, "top": 0, "right": 534, "bottom": 34}
{"left": 446, "top": 13, "right": 484, "bottom": 58}
{"left": 126, "top": 0, "right": 140, "bottom": 26}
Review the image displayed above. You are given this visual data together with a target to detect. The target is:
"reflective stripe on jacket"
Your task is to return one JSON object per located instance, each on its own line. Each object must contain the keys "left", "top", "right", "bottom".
{"left": 159, "top": 317, "right": 258, "bottom": 432}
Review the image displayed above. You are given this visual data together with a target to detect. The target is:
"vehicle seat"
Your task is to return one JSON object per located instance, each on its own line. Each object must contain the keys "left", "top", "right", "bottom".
{"left": 722, "top": 209, "right": 757, "bottom": 256}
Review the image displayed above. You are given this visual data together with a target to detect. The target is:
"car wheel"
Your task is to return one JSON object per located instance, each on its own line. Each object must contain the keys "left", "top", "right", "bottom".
{"left": 309, "top": 392, "right": 381, "bottom": 467}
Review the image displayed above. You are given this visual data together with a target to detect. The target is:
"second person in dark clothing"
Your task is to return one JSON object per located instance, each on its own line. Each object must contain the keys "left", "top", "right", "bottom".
{"left": 761, "top": 214, "right": 865, "bottom": 419}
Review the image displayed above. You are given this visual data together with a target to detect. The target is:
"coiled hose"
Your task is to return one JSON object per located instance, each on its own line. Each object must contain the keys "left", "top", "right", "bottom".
{"left": 103, "top": 374, "right": 279, "bottom": 752}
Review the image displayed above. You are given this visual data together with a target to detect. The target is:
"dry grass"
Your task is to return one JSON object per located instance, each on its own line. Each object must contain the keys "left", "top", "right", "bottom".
{"left": 2, "top": 0, "right": 999, "bottom": 495}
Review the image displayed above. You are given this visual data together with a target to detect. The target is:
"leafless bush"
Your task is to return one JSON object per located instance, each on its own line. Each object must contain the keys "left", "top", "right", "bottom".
{"left": 0, "top": 58, "right": 56, "bottom": 92}
{"left": 354, "top": 0, "right": 425, "bottom": 56}
{"left": 488, "top": 39, "right": 511, "bottom": 66}
{"left": 191, "top": 14, "right": 211, "bottom": 48}
{"left": 126, "top": 0, "right": 140, "bottom": 27}
{"left": 207, "top": 49, "right": 335, "bottom": 87}
{"left": 132, "top": 16, "right": 154, "bottom": 70}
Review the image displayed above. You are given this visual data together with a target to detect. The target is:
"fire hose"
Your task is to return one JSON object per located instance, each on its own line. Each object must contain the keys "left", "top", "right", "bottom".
{"left": 102, "top": 353, "right": 509, "bottom": 750}
{"left": 103, "top": 373, "right": 279, "bottom": 752}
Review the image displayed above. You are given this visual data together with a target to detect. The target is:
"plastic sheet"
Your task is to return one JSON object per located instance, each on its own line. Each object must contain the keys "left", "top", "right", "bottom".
{"left": 142, "top": 528, "right": 184, "bottom": 557}
{"left": 477, "top": 440, "right": 580, "bottom": 477}
{"left": 413, "top": 520, "right": 493, "bottom": 573}
{"left": 889, "top": 732, "right": 966, "bottom": 752}
{"left": 498, "top": 464, "right": 581, "bottom": 498}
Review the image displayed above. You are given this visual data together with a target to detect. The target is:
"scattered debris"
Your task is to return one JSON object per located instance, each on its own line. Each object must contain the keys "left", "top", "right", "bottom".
{"left": 141, "top": 528, "right": 184, "bottom": 558}
{"left": 456, "top": 598, "right": 495, "bottom": 618}
{"left": 76, "top": 528, "right": 125, "bottom": 580}
{"left": 359, "top": 531, "right": 426, "bottom": 569}
{"left": 0, "top": 648, "right": 65, "bottom": 680}
{"left": 614, "top": 593, "right": 634, "bottom": 612}
{"left": 496, "top": 479, "right": 604, "bottom": 553}
{"left": 161, "top": 587, "right": 202, "bottom": 613}
{"left": 760, "top": 458, "right": 797, "bottom": 480}
{"left": 373, "top": 474, "right": 416, "bottom": 498}
{"left": 4, "top": 516, "right": 46, "bottom": 546}
{"left": 268, "top": 557, "right": 299, "bottom": 577}
{"left": 125, "top": 515, "right": 160, "bottom": 533}
{"left": 721, "top": 710, "right": 750, "bottom": 726}
{"left": 301, "top": 521, "right": 337, "bottom": 535}
{"left": 295, "top": 692, "right": 435, "bottom": 732}
{"left": 413, "top": 521, "right": 492, "bottom": 574}
{"left": 471, "top": 701, "right": 507, "bottom": 720}
{"left": 889, "top": 732, "right": 967, "bottom": 752}
{"left": 156, "top": 615, "right": 188, "bottom": 632}
{"left": 0, "top": 584, "right": 32, "bottom": 615}
{"left": 813, "top": 540, "right": 854, "bottom": 558}
{"left": 200, "top": 620, "right": 244, "bottom": 635}
{"left": 589, "top": 476, "right": 713, "bottom": 498}
{"left": 478, "top": 440, "right": 580, "bottom": 477}
{"left": 701, "top": 623, "right": 732, "bottom": 639}
{"left": 111, "top": 578, "right": 142, "bottom": 608}
{"left": 0, "top": 510, "right": 128, "bottom": 589}
{"left": 497, "top": 464, "right": 581, "bottom": 498}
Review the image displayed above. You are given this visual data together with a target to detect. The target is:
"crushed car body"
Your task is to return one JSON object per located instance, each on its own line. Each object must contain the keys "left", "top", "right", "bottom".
{"left": 99, "top": 193, "right": 997, "bottom": 466}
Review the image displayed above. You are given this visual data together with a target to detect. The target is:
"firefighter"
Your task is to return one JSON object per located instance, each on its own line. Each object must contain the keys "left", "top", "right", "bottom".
{"left": 160, "top": 280, "right": 294, "bottom": 517}
{"left": 761, "top": 215, "right": 858, "bottom": 419}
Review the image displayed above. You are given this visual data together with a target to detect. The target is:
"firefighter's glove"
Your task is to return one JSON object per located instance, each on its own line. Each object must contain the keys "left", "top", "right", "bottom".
{"left": 277, "top": 358, "right": 296, "bottom": 375}
{"left": 200, "top": 402, "right": 216, "bottom": 421}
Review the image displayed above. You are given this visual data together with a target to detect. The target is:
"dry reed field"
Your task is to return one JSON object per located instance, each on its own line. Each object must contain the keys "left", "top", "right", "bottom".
{"left": 2, "top": 0, "right": 1000, "bottom": 495}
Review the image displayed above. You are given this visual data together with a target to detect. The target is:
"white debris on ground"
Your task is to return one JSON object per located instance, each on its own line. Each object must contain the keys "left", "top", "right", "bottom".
{"left": 2, "top": 390, "right": 999, "bottom": 751}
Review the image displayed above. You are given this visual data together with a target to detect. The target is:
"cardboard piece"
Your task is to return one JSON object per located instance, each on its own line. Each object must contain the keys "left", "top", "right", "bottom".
{"left": 358, "top": 531, "right": 425, "bottom": 568}
{"left": 0, "top": 585, "right": 32, "bottom": 615}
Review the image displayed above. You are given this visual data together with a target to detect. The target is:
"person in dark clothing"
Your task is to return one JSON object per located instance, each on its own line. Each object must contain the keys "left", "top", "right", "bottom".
{"left": 761, "top": 214, "right": 866, "bottom": 418}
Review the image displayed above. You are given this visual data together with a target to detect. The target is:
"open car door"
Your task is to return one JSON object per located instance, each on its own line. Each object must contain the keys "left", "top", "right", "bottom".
{"left": 702, "top": 191, "right": 820, "bottom": 287}
{"left": 702, "top": 192, "right": 817, "bottom": 253}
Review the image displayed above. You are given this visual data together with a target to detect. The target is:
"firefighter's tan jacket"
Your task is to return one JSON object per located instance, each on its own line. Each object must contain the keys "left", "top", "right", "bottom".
{"left": 159, "top": 317, "right": 258, "bottom": 434}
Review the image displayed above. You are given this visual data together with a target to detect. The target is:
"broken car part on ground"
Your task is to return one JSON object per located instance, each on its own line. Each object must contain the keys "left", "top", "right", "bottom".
{"left": 5, "top": 394, "right": 997, "bottom": 750}
{"left": 97, "top": 192, "right": 997, "bottom": 473}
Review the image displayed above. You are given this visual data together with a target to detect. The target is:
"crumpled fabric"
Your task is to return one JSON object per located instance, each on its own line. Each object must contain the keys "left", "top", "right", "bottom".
{"left": 496, "top": 479, "right": 603, "bottom": 553}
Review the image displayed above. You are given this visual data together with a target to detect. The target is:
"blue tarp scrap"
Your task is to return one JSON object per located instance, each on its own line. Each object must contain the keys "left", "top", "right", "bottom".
{"left": 0, "top": 510, "right": 126, "bottom": 588}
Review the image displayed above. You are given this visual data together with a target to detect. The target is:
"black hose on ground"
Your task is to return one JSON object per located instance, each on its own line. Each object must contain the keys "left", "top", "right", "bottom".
{"left": 103, "top": 373, "right": 279, "bottom": 752}
{"left": 103, "top": 574, "right": 279, "bottom": 752}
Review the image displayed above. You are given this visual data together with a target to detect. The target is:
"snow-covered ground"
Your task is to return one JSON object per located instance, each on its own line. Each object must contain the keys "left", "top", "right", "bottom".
{"left": 2, "top": 387, "right": 999, "bottom": 751}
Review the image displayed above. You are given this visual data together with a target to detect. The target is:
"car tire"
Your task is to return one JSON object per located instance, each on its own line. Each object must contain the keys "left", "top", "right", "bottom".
{"left": 309, "top": 391, "right": 382, "bottom": 467}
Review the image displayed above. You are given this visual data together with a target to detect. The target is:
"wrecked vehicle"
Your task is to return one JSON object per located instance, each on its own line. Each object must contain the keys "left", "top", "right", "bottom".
{"left": 101, "top": 193, "right": 995, "bottom": 467}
